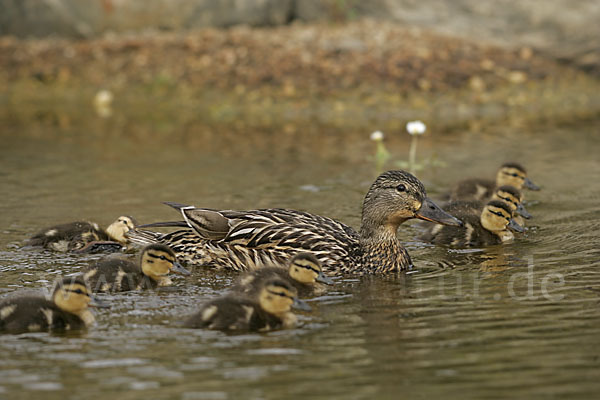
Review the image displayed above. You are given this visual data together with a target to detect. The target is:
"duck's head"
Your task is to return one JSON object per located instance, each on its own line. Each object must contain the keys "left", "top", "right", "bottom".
{"left": 140, "top": 244, "right": 191, "bottom": 282}
{"left": 288, "top": 253, "right": 334, "bottom": 285}
{"left": 492, "top": 185, "right": 531, "bottom": 219}
{"left": 106, "top": 216, "right": 137, "bottom": 243}
{"left": 480, "top": 200, "right": 524, "bottom": 238}
{"left": 258, "top": 279, "right": 311, "bottom": 316}
{"left": 361, "top": 170, "right": 462, "bottom": 238}
{"left": 53, "top": 276, "right": 109, "bottom": 316}
{"left": 495, "top": 162, "right": 539, "bottom": 191}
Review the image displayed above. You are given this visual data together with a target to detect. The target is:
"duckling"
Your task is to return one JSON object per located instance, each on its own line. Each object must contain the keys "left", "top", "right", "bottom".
{"left": 27, "top": 216, "right": 136, "bottom": 252}
{"left": 0, "top": 276, "right": 108, "bottom": 334}
{"left": 184, "top": 278, "right": 311, "bottom": 332}
{"left": 233, "top": 253, "right": 334, "bottom": 298}
{"left": 456, "top": 185, "right": 531, "bottom": 223}
{"left": 420, "top": 200, "right": 524, "bottom": 246}
{"left": 490, "top": 185, "right": 531, "bottom": 227}
{"left": 449, "top": 162, "right": 540, "bottom": 202}
{"left": 126, "top": 170, "right": 462, "bottom": 275}
{"left": 82, "top": 244, "right": 190, "bottom": 292}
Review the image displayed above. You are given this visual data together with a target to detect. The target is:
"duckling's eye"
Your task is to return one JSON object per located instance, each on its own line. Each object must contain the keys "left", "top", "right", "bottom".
{"left": 500, "top": 196, "right": 516, "bottom": 205}
{"left": 395, "top": 184, "right": 406, "bottom": 192}
{"left": 159, "top": 255, "right": 167, "bottom": 261}
{"left": 512, "top": 173, "right": 521, "bottom": 178}
{"left": 490, "top": 210, "right": 510, "bottom": 221}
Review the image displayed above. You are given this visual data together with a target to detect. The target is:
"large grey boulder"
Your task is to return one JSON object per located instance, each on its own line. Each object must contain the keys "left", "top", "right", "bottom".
{"left": 0, "top": 0, "right": 293, "bottom": 37}
{"left": 0, "top": 0, "right": 598, "bottom": 70}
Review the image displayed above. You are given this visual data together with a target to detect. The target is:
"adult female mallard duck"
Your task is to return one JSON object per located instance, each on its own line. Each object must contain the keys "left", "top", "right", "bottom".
{"left": 27, "top": 216, "right": 136, "bottom": 252}
{"left": 82, "top": 244, "right": 190, "bottom": 292}
{"left": 232, "top": 253, "right": 334, "bottom": 298}
{"left": 184, "top": 278, "right": 311, "bottom": 332}
{"left": 420, "top": 200, "right": 524, "bottom": 246}
{"left": 127, "top": 170, "right": 462, "bottom": 275}
{"left": 0, "top": 276, "right": 108, "bottom": 334}
{"left": 448, "top": 162, "right": 540, "bottom": 202}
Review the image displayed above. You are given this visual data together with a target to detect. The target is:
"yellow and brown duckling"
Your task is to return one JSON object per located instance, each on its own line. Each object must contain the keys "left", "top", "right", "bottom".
{"left": 232, "top": 253, "right": 334, "bottom": 298}
{"left": 0, "top": 276, "right": 108, "bottom": 334}
{"left": 456, "top": 185, "right": 532, "bottom": 223}
{"left": 27, "top": 216, "right": 136, "bottom": 252}
{"left": 420, "top": 200, "right": 524, "bottom": 246}
{"left": 82, "top": 244, "right": 190, "bottom": 292}
{"left": 184, "top": 278, "right": 311, "bottom": 332}
{"left": 127, "top": 170, "right": 462, "bottom": 275}
{"left": 489, "top": 185, "right": 531, "bottom": 227}
{"left": 449, "top": 162, "right": 540, "bottom": 202}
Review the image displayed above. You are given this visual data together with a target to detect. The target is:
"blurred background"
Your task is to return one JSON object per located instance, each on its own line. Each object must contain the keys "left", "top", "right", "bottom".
{"left": 1, "top": 1, "right": 599, "bottom": 399}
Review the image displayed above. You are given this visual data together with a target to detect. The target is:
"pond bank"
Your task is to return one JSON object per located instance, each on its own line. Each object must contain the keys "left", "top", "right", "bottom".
{"left": 2, "top": 20, "right": 599, "bottom": 132}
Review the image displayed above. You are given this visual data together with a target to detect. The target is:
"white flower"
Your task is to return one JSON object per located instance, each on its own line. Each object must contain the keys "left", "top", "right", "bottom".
{"left": 406, "top": 120, "right": 426, "bottom": 135}
{"left": 370, "top": 130, "right": 384, "bottom": 141}
{"left": 94, "top": 89, "right": 113, "bottom": 108}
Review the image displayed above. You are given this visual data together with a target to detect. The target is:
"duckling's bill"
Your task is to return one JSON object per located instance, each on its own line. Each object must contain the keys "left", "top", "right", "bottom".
{"left": 172, "top": 261, "right": 191, "bottom": 276}
{"left": 316, "top": 271, "right": 334, "bottom": 285}
{"left": 292, "top": 298, "right": 311, "bottom": 311}
{"left": 89, "top": 295, "right": 110, "bottom": 308}
{"left": 507, "top": 218, "right": 525, "bottom": 233}
{"left": 416, "top": 197, "right": 463, "bottom": 227}
{"left": 524, "top": 177, "right": 540, "bottom": 191}
{"left": 516, "top": 203, "right": 532, "bottom": 219}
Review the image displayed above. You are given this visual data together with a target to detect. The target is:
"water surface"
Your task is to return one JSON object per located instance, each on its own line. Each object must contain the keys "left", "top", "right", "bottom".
{"left": 1, "top": 117, "right": 599, "bottom": 399}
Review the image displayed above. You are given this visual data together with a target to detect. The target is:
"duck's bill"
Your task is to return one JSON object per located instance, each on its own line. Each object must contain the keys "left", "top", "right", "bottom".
{"left": 516, "top": 203, "right": 532, "bottom": 219}
{"left": 524, "top": 178, "right": 540, "bottom": 191}
{"left": 416, "top": 197, "right": 463, "bottom": 227}
{"left": 172, "top": 261, "right": 192, "bottom": 276}
{"left": 316, "top": 271, "right": 335, "bottom": 285}
{"left": 507, "top": 218, "right": 525, "bottom": 233}
{"left": 292, "top": 298, "right": 312, "bottom": 312}
{"left": 89, "top": 296, "right": 110, "bottom": 309}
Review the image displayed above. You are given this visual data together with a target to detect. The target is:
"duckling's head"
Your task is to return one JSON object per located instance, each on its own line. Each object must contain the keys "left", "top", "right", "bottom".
{"left": 52, "top": 276, "right": 108, "bottom": 316}
{"left": 493, "top": 185, "right": 531, "bottom": 219}
{"left": 495, "top": 162, "right": 540, "bottom": 191}
{"left": 480, "top": 200, "right": 524, "bottom": 239}
{"left": 106, "top": 216, "right": 137, "bottom": 243}
{"left": 288, "top": 253, "right": 334, "bottom": 285}
{"left": 140, "top": 244, "right": 191, "bottom": 282}
{"left": 258, "top": 279, "right": 311, "bottom": 316}
{"left": 361, "top": 170, "right": 462, "bottom": 239}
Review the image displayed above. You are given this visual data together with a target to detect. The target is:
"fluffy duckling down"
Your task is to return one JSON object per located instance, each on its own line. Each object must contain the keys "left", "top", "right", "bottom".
{"left": 27, "top": 216, "right": 136, "bottom": 252}
{"left": 184, "top": 278, "right": 311, "bottom": 332}
{"left": 449, "top": 162, "right": 540, "bottom": 202}
{"left": 0, "top": 276, "right": 108, "bottom": 334}
{"left": 83, "top": 244, "right": 190, "bottom": 292}
{"left": 232, "top": 253, "right": 334, "bottom": 298}
{"left": 420, "top": 200, "right": 524, "bottom": 246}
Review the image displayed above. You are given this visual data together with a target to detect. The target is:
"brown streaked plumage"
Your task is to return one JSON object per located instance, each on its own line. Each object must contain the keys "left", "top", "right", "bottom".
{"left": 127, "top": 170, "right": 462, "bottom": 275}
{"left": 0, "top": 276, "right": 108, "bottom": 334}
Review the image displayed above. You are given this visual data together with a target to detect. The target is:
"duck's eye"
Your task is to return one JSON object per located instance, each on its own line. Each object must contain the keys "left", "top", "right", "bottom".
{"left": 512, "top": 173, "right": 521, "bottom": 178}
{"left": 395, "top": 184, "right": 406, "bottom": 192}
{"left": 159, "top": 255, "right": 167, "bottom": 261}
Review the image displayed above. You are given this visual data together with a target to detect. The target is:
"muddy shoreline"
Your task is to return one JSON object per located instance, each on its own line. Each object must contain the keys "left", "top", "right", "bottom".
{"left": 2, "top": 21, "right": 599, "bottom": 131}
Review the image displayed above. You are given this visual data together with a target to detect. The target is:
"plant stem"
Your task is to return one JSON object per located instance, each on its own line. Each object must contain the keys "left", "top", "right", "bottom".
{"left": 408, "top": 135, "right": 418, "bottom": 174}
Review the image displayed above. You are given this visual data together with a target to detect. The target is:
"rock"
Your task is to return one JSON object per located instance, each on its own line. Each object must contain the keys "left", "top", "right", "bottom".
{"left": 0, "top": 0, "right": 598, "bottom": 71}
